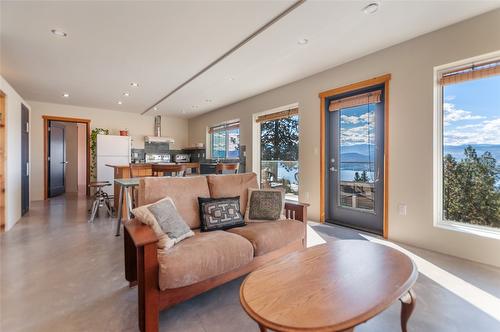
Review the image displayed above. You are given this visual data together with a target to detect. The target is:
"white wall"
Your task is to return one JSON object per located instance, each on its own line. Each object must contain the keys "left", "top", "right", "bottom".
{"left": 188, "top": 10, "right": 500, "bottom": 266}
{"left": 28, "top": 101, "right": 188, "bottom": 201}
{"left": 0, "top": 75, "right": 30, "bottom": 231}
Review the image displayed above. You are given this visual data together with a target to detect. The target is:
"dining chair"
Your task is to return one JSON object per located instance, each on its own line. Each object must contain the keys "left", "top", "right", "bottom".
{"left": 183, "top": 162, "right": 201, "bottom": 175}
{"left": 152, "top": 164, "right": 186, "bottom": 177}
{"left": 215, "top": 163, "right": 239, "bottom": 174}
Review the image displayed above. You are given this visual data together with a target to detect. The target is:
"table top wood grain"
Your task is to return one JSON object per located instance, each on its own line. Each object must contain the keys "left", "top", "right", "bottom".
{"left": 240, "top": 240, "right": 418, "bottom": 332}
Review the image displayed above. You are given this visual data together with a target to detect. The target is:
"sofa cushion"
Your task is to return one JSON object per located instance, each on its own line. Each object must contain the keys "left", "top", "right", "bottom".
{"left": 138, "top": 176, "right": 210, "bottom": 229}
{"left": 198, "top": 196, "right": 245, "bottom": 231}
{"left": 157, "top": 230, "right": 254, "bottom": 290}
{"left": 245, "top": 188, "right": 285, "bottom": 222}
{"left": 207, "top": 173, "right": 259, "bottom": 215}
{"left": 226, "top": 220, "right": 304, "bottom": 256}
{"left": 132, "top": 196, "right": 194, "bottom": 249}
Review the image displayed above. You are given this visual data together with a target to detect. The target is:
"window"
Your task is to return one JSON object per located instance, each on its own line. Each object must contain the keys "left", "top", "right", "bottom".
{"left": 209, "top": 121, "right": 240, "bottom": 159}
{"left": 435, "top": 55, "right": 500, "bottom": 234}
{"left": 257, "top": 108, "right": 299, "bottom": 201}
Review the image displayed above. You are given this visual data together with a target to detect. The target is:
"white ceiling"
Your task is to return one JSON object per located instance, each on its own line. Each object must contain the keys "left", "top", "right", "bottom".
{"left": 1, "top": 1, "right": 499, "bottom": 118}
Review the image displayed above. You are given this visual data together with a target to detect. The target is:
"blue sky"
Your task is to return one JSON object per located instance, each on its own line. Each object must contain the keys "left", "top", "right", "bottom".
{"left": 340, "top": 104, "right": 375, "bottom": 146}
{"left": 443, "top": 75, "right": 500, "bottom": 146}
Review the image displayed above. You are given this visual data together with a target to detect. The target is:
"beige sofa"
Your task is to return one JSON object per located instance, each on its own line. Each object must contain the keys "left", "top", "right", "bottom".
{"left": 124, "top": 172, "right": 308, "bottom": 332}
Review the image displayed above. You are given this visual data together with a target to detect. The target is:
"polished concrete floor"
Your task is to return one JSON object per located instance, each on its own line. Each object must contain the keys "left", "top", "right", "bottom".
{"left": 1, "top": 194, "right": 500, "bottom": 332}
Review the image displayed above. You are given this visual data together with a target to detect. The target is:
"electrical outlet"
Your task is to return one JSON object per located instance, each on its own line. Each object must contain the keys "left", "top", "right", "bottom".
{"left": 398, "top": 204, "right": 407, "bottom": 216}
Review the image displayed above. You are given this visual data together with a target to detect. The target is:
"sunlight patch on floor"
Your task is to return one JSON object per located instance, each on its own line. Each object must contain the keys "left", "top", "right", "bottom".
{"left": 306, "top": 224, "right": 326, "bottom": 248}
{"left": 360, "top": 233, "right": 500, "bottom": 322}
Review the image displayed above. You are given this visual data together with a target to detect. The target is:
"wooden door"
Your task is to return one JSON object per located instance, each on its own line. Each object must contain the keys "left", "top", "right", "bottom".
{"left": 48, "top": 122, "right": 66, "bottom": 197}
{"left": 0, "top": 91, "right": 5, "bottom": 229}
{"left": 21, "top": 104, "right": 29, "bottom": 215}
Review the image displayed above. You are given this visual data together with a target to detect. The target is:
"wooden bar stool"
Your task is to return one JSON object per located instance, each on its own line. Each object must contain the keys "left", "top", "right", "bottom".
{"left": 152, "top": 164, "right": 186, "bottom": 177}
{"left": 215, "top": 163, "right": 239, "bottom": 174}
{"left": 183, "top": 162, "right": 201, "bottom": 175}
{"left": 88, "top": 181, "right": 113, "bottom": 223}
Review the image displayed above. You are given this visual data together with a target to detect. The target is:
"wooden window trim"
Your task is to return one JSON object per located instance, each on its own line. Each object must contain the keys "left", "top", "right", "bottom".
{"left": 318, "top": 74, "right": 391, "bottom": 239}
{"left": 256, "top": 108, "right": 299, "bottom": 123}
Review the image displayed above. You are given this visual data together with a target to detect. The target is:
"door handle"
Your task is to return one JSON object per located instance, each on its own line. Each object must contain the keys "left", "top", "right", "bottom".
{"left": 61, "top": 161, "right": 69, "bottom": 164}
{"left": 329, "top": 166, "right": 337, "bottom": 172}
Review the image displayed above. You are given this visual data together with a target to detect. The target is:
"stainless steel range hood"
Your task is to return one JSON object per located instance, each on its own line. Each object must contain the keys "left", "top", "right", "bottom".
{"left": 145, "top": 115, "right": 175, "bottom": 143}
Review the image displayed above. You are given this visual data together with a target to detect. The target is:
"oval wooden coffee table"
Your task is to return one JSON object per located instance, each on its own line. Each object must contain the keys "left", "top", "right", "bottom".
{"left": 240, "top": 240, "right": 417, "bottom": 332}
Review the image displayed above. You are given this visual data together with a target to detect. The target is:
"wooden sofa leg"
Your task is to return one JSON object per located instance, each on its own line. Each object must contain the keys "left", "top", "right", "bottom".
{"left": 138, "top": 243, "right": 160, "bottom": 332}
{"left": 124, "top": 227, "right": 137, "bottom": 287}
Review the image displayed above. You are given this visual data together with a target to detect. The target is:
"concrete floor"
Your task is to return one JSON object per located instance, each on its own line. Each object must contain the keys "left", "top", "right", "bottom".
{"left": 1, "top": 194, "right": 500, "bottom": 332}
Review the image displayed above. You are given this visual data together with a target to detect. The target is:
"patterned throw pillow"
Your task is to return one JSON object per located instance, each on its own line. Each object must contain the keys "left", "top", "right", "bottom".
{"left": 198, "top": 196, "right": 245, "bottom": 231}
{"left": 245, "top": 188, "right": 285, "bottom": 222}
{"left": 132, "top": 196, "right": 194, "bottom": 249}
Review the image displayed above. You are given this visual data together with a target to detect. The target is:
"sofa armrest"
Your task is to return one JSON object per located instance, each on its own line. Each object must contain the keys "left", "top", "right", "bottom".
{"left": 284, "top": 201, "right": 309, "bottom": 222}
{"left": 124, "top": 219, "right": 158, "bottom": 247}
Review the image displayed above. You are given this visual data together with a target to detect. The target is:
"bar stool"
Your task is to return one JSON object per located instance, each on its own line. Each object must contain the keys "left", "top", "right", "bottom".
{"left": 88, "top": 181, "right": 113, "bottom": 223}
{"left": 215, "top": 163, "right": 239, "bottom": 174}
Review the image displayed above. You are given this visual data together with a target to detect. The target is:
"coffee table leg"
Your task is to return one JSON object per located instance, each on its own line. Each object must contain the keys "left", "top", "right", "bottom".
{"left": 399, "top": 288, "right": 416, "bottom": 332}
{"left": 258, "top": 324, "right": 267, "bottom": 332}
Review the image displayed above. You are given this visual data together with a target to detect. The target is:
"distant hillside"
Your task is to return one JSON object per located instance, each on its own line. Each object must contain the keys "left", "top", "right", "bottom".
{"left": 444, "top": 144, "right": 500, "bottom": 162}
{"left": 340, "top": 152, "right": 370, "bottom": 163}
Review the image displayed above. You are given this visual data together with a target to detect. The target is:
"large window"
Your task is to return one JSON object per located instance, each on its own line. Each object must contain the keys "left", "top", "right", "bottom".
{"left": 436, "top": 55, "right": 500, "bottom": 233}
{"left": 257, "top": 108, "right": 299, "bottom": 201}
{"left": 209, "top": 121, "right": 240, "bottom": 159}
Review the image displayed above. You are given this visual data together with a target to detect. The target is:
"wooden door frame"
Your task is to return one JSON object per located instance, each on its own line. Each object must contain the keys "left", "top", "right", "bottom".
{"left": 0, "top": 90, "right": 5, "bottom": 232}
{"left": 43, "top": 115, "right": 91, "bottom": 199}
{"left": 319, "top": 74, "right": 391, "bottom": 238}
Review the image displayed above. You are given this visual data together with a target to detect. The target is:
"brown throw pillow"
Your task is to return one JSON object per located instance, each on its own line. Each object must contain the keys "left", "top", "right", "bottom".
{"left": 245, "top": 188, "right": 285, "bottom": 222}
{"left": 132, "top": 196, "right": 194, "bottom": 249}
{"left": 198, "top": 196, "right": 245, "bottom": 231}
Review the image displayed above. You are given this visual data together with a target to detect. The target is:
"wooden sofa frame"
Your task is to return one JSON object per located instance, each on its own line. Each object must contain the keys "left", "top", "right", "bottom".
{"left": 124, "top": 201, "right": 308, "bottom": 332}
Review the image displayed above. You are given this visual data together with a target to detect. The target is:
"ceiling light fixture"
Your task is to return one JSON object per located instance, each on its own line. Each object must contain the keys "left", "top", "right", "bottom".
{"left": 363, "top": 2, "right": 379, "bottom": 14}
{"left": 51, "top": 29, "right": 67, "bottom": 38}
{"left": 62, "top": 93, "right": 69, "bottom": 98}
{"left": 153, "top": 107, "right": 158, "bottom": 111}
{"left": 123, "top": 92, "right": 130, "bottom": 97}
{"left": 117, "top": 101, "right": 123, "bottom": 105}
{"left": 130, "top": 82, "right": 139, "bottom": 87}
{"left": 297, "top": 38, "right": 308, "bottom": 45}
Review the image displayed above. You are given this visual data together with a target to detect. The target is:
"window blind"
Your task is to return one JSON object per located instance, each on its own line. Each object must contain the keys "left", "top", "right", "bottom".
{"left": 439, "top": 60, "right": 500, "bottom": 86}
{"left": 255, "top": 108, "right": 299, "bottom": 123}
{"left": 208, "top": 121, "right": 239, "bottom": 134}
{"left": 329, "top": 90, "right": 382, "bottom": 112}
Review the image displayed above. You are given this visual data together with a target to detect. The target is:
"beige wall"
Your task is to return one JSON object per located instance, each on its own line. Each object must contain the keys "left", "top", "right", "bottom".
{"left": 188, "top": 10, "right": 500, "bottom": 266}
{"left": 0, "top": 75, "right": 30, "bottom": 231}
{"left": 28, "top": 101, "right": 188, "bottom": 201}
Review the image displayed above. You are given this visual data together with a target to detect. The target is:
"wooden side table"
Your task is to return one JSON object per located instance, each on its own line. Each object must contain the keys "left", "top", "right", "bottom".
{"left": 240, "top": 240, "right": 417, "bottom": 332}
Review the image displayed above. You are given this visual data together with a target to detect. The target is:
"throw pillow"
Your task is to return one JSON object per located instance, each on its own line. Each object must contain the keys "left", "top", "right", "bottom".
{"left": 198, "top": 196, "right": 245, "bottom": 231}
{"left": 132, "top": 196, "right": 194, "bottom": 249}
{"left": 245, "top": 188, "right": 285, "bottom": 222}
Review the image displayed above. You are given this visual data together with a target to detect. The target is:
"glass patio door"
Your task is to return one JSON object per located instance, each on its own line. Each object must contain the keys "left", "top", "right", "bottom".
{"left": 326, "top": 87, "right": 385, "bottom": 235}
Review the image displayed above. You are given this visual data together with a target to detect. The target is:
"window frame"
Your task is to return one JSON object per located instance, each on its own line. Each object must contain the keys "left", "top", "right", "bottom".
{"left": 209, "top": 121, "right": 240, "bottom": 160}
{"left": 433, "top": 51, "right": 500, "bottom": 240}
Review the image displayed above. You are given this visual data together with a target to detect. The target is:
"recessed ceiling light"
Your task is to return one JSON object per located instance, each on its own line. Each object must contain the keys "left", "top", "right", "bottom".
{"left": 130, "top": 82, "right": 139, "bottom": 87}
{"left": 297, "top": 39, "right": 308, "bottom": 45}
{"left": 153, "top": 107, "right": 158, "bottom": 111}
{"left": 117, "top": 101, "right": 123, "bottom": 105}
{"left": 62, "top": 93, "right": 69, "bottom": 98}
{"left": 123, "top": 92, "right": 130, "bottom": 97}
{"left": 51, "top": 29, "right": 67, "bottom": 38}
{"left": 363, "top": 2, "right": 379, "bottom": 14}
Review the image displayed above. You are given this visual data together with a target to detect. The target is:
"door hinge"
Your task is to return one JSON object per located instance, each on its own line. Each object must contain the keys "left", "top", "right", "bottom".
{"left": 48, "top": 127, "right": 51, "bottom": 132}
{"left": 48, "top": 156, "right": 51, "bottom": 161}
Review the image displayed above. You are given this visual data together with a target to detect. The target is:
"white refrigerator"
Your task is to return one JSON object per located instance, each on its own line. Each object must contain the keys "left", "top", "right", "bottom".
{"left": 97, "top": 134, "right": 131, "bottom": 195}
